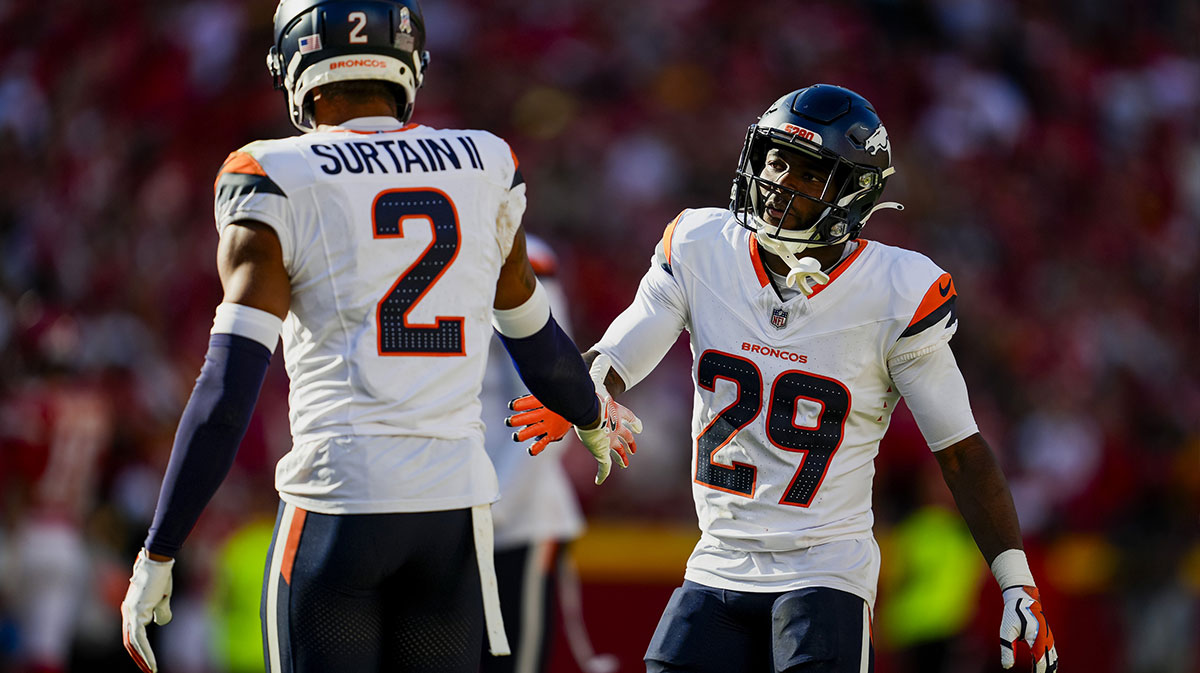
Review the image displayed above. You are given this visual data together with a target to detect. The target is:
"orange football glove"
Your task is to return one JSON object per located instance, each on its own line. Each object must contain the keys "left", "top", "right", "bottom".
{"left": 505, "top": 355, "right": 642, "bottom": 485}
{"left": 1000, "top": 586, "right": 1058, "bottom": 673}
{"left": 506, "top": 395, "right": 573, "bottom": 457}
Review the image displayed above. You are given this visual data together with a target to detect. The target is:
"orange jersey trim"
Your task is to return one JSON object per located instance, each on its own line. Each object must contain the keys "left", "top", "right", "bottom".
{"left": 217, "top": 150, "right": 267, "bottom": 178}
{"left": 218, "top": 151, "right": 268, "bottom": 177}
{"left": 280, "top": 507, "right": 308, "bottom": 585}
{"left": 662, "top": 211, "right": 684, "bottom": 266}
{"left": 907, "top": 272, "right": 956, "bottom": 329}
{"left": 807, "top": 239, "right": 870, "bottom": 298}
{"left": 214, "top": 151, "right": 270, "bottom": 193}
{"left": 748, "top": 236, "right": 771, "bottom": 288}
{"left": 748, "top": 238, "right": 869, "bottom": 292}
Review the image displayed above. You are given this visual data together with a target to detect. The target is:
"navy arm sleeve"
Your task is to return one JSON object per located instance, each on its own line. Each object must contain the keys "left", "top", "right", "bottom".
{"left": 144, "top": 333, "right": 271, "bottom": 557}
{"left": 497, "top": 314, "right": 600, "bottom": 427}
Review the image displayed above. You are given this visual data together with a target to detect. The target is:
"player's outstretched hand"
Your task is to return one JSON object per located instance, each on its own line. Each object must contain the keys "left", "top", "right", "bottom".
{"left": 121, "top": 549, "right": 175, "bottom": 673}
{"left": 507, "top": 394, "right": 573, "bottom": 456}
{"left": 505, "top": 355, "right": 643, "bottom": 485}
{"left": 1000, "top": 586, "right": 1058, "bottom": 673}
{"left": 575, "top": 354, "right": 642, "bottom": 485}
{"left": 507, "top": 390, "right": 642, "bottom": 485}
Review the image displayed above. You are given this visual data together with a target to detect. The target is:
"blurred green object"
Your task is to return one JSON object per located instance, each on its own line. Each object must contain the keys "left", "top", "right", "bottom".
{"left": 209, "top": 518, "right": 275, "bottom": 673}
{"left": 880, "top": 505, "right": 983, "bottom": 646}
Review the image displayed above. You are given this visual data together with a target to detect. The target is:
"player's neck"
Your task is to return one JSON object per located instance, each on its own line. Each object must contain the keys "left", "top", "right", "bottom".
{"left": 760, "top": 241, "right": 847, "bottom": 276}
{"left": 312, "top": 99, "right": 399, "bottom": 127}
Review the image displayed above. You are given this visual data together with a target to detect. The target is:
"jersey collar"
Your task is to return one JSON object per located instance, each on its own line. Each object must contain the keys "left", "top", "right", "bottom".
{"left": 318, "top": 116, "right": 418, "bottom": 134}
{"left": 806, "top": 240, "right": 869, "bottom": 298}
{"left": 747, "top": 237, "right": 871, "bottom": 299}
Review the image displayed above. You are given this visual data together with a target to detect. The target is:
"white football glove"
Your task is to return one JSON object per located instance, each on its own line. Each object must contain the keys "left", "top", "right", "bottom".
{"left": 1000, "top": 586, "right": 1058, "bottom": 673}
{"left": 121, "top": 549, "right": 175, "bottom": 673}
{"left": 575, "top": 354, "right": 642, "bottom": 485}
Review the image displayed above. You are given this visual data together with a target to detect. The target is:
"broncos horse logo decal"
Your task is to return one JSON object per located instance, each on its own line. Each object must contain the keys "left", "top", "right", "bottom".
{"left": 864, "top": 124, "right": 890, "bottom": 156}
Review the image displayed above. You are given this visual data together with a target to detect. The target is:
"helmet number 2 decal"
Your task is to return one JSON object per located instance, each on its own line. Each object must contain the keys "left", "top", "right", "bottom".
{"left": 695, "top": 350, "right": 850, "bottom": 506}
{"left": 372, "top": 188, "right": 465, "bottom": 356}
{"left": 348, "top": 11, "right": 368, "bottom": 43}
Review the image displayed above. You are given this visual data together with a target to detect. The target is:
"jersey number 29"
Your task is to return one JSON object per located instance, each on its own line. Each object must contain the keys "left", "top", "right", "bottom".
{"left": 372, "top": 188, "right": 465, "bottom": 356}
{"left": 695, "top": 350, "right": 850, "bottom": 506}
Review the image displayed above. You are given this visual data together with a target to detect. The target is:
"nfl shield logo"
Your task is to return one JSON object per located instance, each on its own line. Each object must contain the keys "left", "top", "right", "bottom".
{"left": 771, "top": 307, "right": 789, "bottom": 329}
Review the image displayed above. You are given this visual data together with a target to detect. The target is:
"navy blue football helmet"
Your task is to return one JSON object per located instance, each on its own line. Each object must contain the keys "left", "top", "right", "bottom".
{"left": 267, "top": 0, "right": 429, "bottom": 131}
{"left": 732, "top": 84, "right": 900, "bottom": 250}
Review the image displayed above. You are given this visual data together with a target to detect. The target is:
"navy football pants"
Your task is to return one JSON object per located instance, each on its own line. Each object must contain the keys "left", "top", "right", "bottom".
{"left": 260, "top": 502, "right": 483, "bottom": 673}
{"left": 645, "top": 581, "right": 873, "bottom": 673}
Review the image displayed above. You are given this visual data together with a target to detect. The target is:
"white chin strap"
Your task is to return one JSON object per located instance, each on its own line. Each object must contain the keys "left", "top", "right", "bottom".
{"left": 753, "top": 200, "right": 904, "bottom": 296}
{"left": 755, "top": 230, "right": 829, "bottom": 296}
{"left": 861, "top": 201, "right": 904, "bottom": 224}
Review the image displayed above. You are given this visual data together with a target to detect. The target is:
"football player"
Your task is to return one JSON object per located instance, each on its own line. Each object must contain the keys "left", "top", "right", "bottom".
{"left": 119, "top": 2, "right": 641, "bottom": 672}
{"left": 509, "top": 85, "right": 1058, "bottom": 673}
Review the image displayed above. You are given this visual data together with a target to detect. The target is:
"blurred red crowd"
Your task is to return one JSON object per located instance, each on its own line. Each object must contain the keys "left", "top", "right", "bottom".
{"left": 0, "top": 1, "right": 1196, "bottom": 672}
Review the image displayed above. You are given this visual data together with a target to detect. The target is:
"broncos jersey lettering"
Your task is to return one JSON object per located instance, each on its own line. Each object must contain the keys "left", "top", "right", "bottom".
{"left": 212, "top": 116, "right": 525, "bottom": 514}
{"left": 593, "top": 208, "right": 971, "bottom": 603}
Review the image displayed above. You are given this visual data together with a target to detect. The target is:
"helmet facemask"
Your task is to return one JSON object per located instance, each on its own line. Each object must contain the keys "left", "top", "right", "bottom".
{"left": 732, "top": 85, "right": 905, "bottom": 296}
{"left": 733, "top": 126, "right": 893, "bottom": 256}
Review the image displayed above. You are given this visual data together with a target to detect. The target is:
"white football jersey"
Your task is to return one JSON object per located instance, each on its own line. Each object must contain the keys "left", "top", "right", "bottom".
{"left": 213, "top": 117, "right": 526, "bottom": 514}
{"left": 593, "top": 208, "right": 975, "bottom": 603}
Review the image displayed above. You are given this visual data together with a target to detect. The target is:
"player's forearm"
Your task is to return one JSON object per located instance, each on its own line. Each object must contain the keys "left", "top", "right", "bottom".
{"left": 935, "top": 433, "right": 1024, "bottom": 564}
{"left": 494, "top": 279, "right": 602, "bottom": 426}
{"left": 144, "top": 334, "right": 270, "bottom": 557}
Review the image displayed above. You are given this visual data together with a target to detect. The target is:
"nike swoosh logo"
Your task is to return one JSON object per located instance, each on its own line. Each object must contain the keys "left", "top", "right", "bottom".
{"left": 939, "top": 279, "right": 951, "bottom": 296}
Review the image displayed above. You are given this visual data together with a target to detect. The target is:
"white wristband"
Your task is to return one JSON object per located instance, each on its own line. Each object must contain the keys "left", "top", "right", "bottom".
{"left": 211, "top": 302, "right": 283, "bottom": 352}
{"left": 492, "top": 280, "right": 551, "bottom": 338}
{"left": 991, "top": 549, "right": 1036, "bottom": 589}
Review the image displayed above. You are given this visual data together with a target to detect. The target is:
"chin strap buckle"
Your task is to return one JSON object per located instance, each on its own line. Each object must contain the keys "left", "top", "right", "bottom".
{"left": 754, "top": 230, "right": 831, "bottom": 296}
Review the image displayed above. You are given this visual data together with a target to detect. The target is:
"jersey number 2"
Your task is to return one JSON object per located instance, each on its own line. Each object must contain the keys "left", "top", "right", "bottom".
{"left": 373, "top": 188, "right": 464, "bottom": 356}
{"left": 695, "top": 350, "right": 850, "bottom": 506}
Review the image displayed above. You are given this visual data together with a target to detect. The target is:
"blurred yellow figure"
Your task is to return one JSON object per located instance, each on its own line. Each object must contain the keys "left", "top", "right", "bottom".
{"left": 209, "top": 518, "right": 274, "bottom": 673}
{"left": 880, "top": 504, "right": 983, "bottom": 672}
